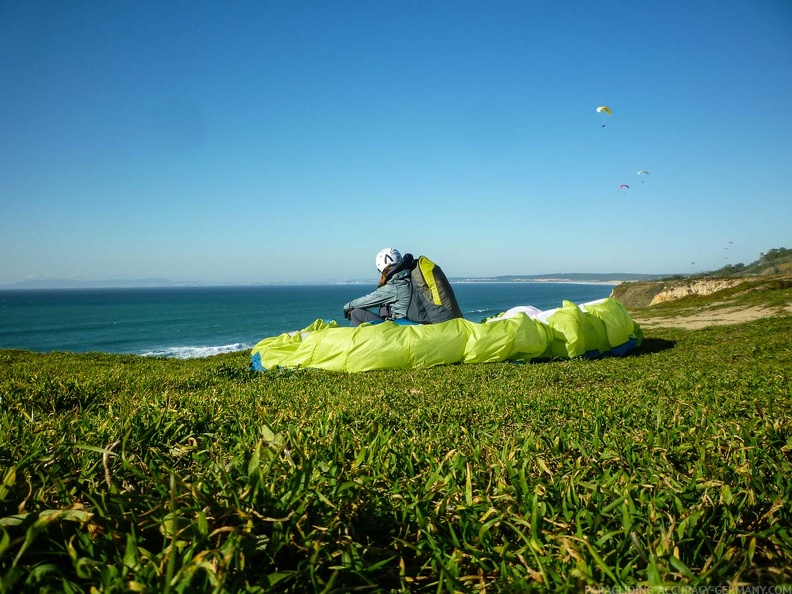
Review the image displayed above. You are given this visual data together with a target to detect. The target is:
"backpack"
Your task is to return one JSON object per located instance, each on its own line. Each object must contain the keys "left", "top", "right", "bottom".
{"left": 386, "top": 253, "right": 463, "bottom": 323}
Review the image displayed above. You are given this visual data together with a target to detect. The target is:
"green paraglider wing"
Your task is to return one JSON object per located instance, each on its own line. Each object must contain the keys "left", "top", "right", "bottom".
{"left": 250, "top": 298, "right": 643, "bottom": 372}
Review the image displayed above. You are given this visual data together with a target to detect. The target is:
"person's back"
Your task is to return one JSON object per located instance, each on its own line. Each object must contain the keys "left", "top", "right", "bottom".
{"left": 343, "top": 249, "right": 462, "bottom": 327}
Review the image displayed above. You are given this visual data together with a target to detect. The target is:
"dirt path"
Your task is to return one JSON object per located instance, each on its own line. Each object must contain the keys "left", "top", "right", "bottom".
{"left": 633, "top": 303, "right": 792, "bottom": 330}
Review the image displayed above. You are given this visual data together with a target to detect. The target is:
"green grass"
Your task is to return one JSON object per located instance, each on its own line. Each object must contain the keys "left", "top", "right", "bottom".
{"left": 1, "top": 293, "right": 792, "bottom": 592}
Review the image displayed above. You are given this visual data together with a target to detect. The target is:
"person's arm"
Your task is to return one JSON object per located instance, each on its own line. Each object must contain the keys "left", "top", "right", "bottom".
{"left": 344, "top": 284, "right": 395, "bottom": 312}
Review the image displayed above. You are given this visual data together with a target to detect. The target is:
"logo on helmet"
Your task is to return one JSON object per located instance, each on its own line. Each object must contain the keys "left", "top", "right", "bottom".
{"left": 376, "top": 248, "right": 402, "bottom": 273}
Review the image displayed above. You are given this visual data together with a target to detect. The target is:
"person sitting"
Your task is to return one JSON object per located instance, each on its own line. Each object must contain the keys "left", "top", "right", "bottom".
{"left": 343, "top": 248, "right": 412, "bottom": 327}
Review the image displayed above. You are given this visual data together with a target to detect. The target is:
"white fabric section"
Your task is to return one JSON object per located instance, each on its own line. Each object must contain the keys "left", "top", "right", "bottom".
{"left": 490, "top": 305, "right": 544, "bottom": 320}
{"left": 486, "top": 298, "right": 609, "bottom": 325}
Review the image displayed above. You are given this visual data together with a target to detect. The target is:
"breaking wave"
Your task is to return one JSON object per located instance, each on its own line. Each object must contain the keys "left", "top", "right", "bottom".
{"left": 141, "top": 343, "right": 251, "bottom": 359}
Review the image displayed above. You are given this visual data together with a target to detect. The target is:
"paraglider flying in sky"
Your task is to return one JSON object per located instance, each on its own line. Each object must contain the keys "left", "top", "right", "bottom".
{"left": 597, "top": 105, "right": 611, "bottom": 127}
{"left": 619, "top": 184, "right": 629, "bottom": 190}
{"left": 637, "top": 170, "right": 649, "bottom": 183}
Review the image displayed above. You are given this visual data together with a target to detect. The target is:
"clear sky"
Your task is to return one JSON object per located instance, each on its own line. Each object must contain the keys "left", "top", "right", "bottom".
{"left": 1, "top": 1, "right": 790, "bottom": 285}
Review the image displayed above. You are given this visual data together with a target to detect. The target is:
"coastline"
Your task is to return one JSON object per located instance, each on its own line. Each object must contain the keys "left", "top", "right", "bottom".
{"left": 0, "top": 275, "right": 642, "bottom": 291}
{"left": 453, "top": 278, "right": 623, "bottom": 286}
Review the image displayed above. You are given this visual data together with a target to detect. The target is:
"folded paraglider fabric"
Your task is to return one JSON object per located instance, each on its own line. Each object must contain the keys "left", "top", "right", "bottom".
{"left": 249, "top": 297, "right": 643, "bottom": 373}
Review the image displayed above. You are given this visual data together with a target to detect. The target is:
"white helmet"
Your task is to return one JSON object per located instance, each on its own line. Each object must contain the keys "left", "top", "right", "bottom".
{"left": 375, "top": 248, "right": 402, "bottom": 273}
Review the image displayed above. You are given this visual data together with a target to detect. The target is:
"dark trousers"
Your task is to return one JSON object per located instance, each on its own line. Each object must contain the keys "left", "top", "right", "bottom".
{"left": 349, "top": 307, "right": 389, "bottom": 327}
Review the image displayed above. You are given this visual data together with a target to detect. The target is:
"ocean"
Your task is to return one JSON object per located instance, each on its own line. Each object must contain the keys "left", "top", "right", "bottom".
{"left": 0, "top": 283, "right": 616, "bottom": 358}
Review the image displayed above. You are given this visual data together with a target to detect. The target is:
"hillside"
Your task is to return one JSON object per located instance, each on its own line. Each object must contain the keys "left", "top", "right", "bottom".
{"left": 705, "top": 246, "right": 792, "bottom": 277}
{"left": 612, "top": 247, "right": 792, "bottom": 309}
{"left": 611, "top": 275, "right": 792, "bottom": 308}
{"left": 622, "top": 276, "right": 792, "bottom": 332}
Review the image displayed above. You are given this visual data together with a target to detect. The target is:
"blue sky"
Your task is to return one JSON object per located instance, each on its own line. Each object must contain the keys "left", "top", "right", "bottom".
{"left": 1, "top": 1, "right": 790, "bottom": 284}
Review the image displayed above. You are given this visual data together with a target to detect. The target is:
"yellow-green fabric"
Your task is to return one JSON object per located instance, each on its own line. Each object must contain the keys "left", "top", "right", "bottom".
{"left": 250, "top": 297, "right": 642, "bottom": 372}
{"left": 546, "top": 300, "right": 610, "bottom": 358}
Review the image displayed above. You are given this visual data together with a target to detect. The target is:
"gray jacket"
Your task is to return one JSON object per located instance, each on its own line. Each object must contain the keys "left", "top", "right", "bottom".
{"left": 343, "top": 269, "right": 412, "bottom": 319}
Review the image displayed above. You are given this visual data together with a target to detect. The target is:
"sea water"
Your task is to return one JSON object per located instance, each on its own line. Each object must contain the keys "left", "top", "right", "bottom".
{"left": 0, "top": 283, "right": 615, "bottom": 358}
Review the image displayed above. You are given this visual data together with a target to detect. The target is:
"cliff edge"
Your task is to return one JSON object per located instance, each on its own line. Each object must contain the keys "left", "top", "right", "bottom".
{"left": 610, "top": 275, "right": 792, "bottom": 329}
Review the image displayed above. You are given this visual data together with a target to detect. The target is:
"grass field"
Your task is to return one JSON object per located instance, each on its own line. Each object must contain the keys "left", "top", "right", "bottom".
{"left": 1, "top": 287, "right": 791, "bottom": 592}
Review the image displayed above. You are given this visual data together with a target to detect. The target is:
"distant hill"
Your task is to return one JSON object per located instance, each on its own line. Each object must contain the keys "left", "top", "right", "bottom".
{"left": 1, "top": 273, "right": 666, "bottom": 290}
{"left": 453, "top": 272, "right": 662, "bottom": 283}
{"left": 7, "top": 249, "right": 788, "bottom": 291}
{"left": 0, "top": 278, "right": 189, "bottom": 290}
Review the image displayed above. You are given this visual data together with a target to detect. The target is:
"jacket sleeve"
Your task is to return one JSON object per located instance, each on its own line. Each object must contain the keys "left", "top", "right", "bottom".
{"left": 344, "top": 284, "right": 398, "bottom": 311}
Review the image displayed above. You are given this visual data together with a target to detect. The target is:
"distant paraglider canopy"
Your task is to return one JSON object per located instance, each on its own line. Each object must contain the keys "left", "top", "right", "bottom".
{"left": 619, "top": 184, "right": 630, "bottom": 189}
{"left": 596, "top": 105, "right": 612, "bottom": 127}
